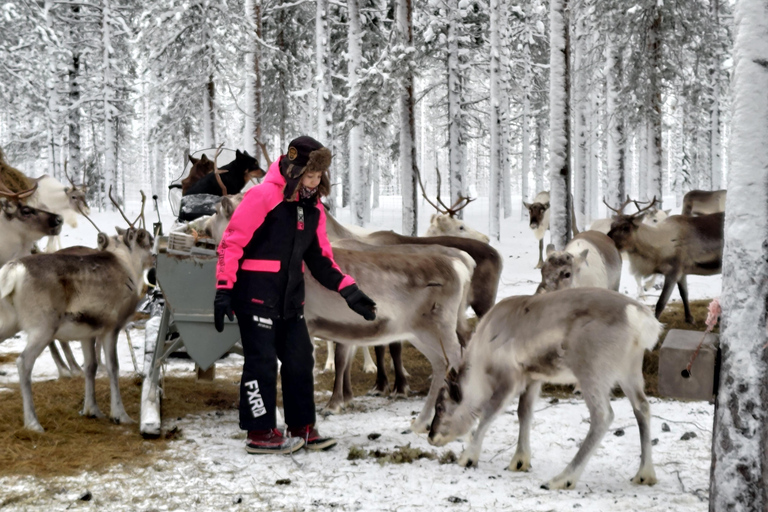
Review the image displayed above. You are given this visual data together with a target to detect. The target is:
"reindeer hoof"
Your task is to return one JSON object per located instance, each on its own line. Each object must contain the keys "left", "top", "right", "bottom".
{"left": 390, "top": 386, "right": 410, "bottom": 399}
{"left": 458, "top": 452, "right": 478, "bottom": 468}
{"left": 81, "top": 408, "right": 106, "bottom": 419}
{"left": 111, "top": 414, "right": 136, "bottom": 425}
{"left": 631, "top": 469, "right": 657, "bottom": 486}
{"left": 543, "top": 475, "right": 576, "bottom": 490}
{"left": 508, "top": 456, "right": 531, "bottom": 472}
{"left": 25, "top": 422, "right": 45, "bottom": 433}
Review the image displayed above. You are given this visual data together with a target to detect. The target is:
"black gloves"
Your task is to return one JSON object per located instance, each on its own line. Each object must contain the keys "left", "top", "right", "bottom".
{"left": 214, "top": 289, "right": 234, "bottom": 332}
{"left": 340, "top": 284, "right": 377, "bottom": 321}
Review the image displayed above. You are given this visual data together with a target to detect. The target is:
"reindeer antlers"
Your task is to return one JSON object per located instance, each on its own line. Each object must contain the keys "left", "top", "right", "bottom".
{"left": 602, "top": 196, "right": 658, "bottom": 218}
{"left": 0, "top": 175, "right": 37, "bottom": 202}
{"left": 415, "top": 164, "right": 475, "bottom": 218}
{"left": 254, "top": 137, "right": 273, "bottom": 168}
{"left": 603, "top": 197, "right": 633, "bottom": 215}
{"left": 212, "top": 143, "right": 228, "bottom": 196}
{"left": 63, "top": 159, "right": 76, "bottom": 188}
{"left": 109, "top": 186, "right": 147, "bottom": 229}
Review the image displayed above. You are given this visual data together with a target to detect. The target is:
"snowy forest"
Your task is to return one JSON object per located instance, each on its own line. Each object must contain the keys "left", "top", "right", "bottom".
{"left": 0, "top": 0, "right": 733, "bottom": 237}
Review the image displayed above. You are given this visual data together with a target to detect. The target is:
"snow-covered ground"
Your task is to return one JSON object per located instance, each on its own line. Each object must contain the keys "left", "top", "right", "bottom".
{"left": 0, "top": 196, "right": 719, "bottom": 511}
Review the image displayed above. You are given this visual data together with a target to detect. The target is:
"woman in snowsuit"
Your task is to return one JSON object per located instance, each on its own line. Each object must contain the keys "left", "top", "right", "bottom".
{"left": 214, "top": 136, "right": 376, "bottom": 454}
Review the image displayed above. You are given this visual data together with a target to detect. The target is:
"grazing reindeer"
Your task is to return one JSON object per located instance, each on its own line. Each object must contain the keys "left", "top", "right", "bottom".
{"left": 607, "top": 197, "right": 724, "bottom": 323}
{"left": 305, "top": 247, "right": 470, "bottom": 433}
{"left": 524, "top": 191, "right": 580, "bottom": 268}
{"left": 536, "top": 231, "right": 622, "bottom": 294}
{"left": 185, "top": 147, "right": 264, "bottom": 197}
{"left": 682, "top": 189, "right": 726, "bottom": 216}
{"left": 0, "top": 193, "right": 154, "bottom": 431}
{"left": 428, "top": 288, "right": 662, "bottom": 490}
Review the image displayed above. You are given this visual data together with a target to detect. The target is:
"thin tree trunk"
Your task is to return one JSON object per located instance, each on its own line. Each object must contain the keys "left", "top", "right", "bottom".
{"left": 488, "top": 0, "right": 501, "bottom": 241}
{"left": 573, "top": 14, "right": 587, "bottom": 222}
{"left": 316, "top": 0, "right": 334, "bottom": 213}
{"left": 549, "top": 0, "right": 571, "bottom": 250}
{"left": 244, "top": 0, "right": 262, "bottom": 154}
{"left": 348, "top": 0, "right": 364, "bottom": 226}
{"left": 67, "top": 3, "right": 82, "bottom": 180}
{"left": 102, "top": 0, "right": 117, "bottom": 208}
{"left": 535, "top": 116, "right": 545, "bottom": 193}
{"left": 647, "top": 8, "right": 664, "bottom": 207}
{"left": 605, "top": 36, "right": 625, "bottom": 210}
{"left": 710, "top": 0, "right": 768, "bottom": 507}
{"left": 397, "top": 0, "right": 418, "bottom": 235}
{"left": 45, "top": 0, "right": 59, "bottom": 178}
{"left": 521, "top": 90, "right": 530, "bottom": 218}
{"left": 447, "top": 0, "right": 466, "bottom": 218}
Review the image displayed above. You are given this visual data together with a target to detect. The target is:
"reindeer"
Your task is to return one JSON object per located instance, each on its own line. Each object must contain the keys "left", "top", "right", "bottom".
{"left": 428, "top": 288, "right": 662, "bottom": 490}
{"left": 305, "top": 246, "right": 470, "bottom": 433}
{"left": 0, "top": 192, "right": 153, "bottom": 431}
{"left": 524, "top": 191, "right": 580, "bottom": 269}
{"left": 418, "top": 165, "right": 489, "bottom": 243}
{"left": 536, "top": 231, "right": 622, "bottom": 294}
{"left": 0, "top": 181, "right": 63, "bottom": 264}
{"left": 681, "top": 189, "right": 726, "bottom": 216}
{"left": 607, "top": 197, "right": 724, "bottom": 323}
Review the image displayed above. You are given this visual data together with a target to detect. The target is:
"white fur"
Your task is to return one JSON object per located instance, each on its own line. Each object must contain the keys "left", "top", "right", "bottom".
{"left": 566, "top": 239, "right": 610, "bottom": 288}
{"left": 424, "top": 214, "right": 491, "bottom": 243}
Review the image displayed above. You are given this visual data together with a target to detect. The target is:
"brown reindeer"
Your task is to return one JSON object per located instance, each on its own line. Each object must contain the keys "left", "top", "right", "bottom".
{"left": 607, "top": 197, "right": 724, "bottom": 323}
{"left": 681, "top": 189, "right": 726, "bottom": 216}
{"left": 524, "top": 191, "right": 580, "bottom": 268}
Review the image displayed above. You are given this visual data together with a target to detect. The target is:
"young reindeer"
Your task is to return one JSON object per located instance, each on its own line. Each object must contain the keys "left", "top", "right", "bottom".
{"left": 607, "top": 197, "right": 724, "bottom": 323}
{"left": 0, "top": 190, "right": 154, "bottom": 431}
{"left": 524, "top": 191, "right": 580, "bottom": 268}
{"left": 428, "top": 288, "right": 662, "bottom": 490}
{"left": 536, "top": 230, "right": 622, "bottom": 294}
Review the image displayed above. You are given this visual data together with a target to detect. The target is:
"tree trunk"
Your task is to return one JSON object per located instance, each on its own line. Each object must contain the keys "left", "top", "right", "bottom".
{"left": 447, "top": 0, "right": 466, "bottom": 219}
{"left": 548, "top": 0, "right": 571, "bottom": 250}
{"left": 709, "top": 0, "right": 768, "bottom": 507}
{"left": 348, "top": 0, "right": 364, "bottom": 226}
{"left": 573, "top": 15, "right": 587, "bottom": 223}
{"left": 397, "top": 0, "right": 418, "bottom": 235}
{"left": 535, "top": 116, "right": 545, "bottom": 193}
{"left": 243, "top": 0, "right": 262, "bottom": 155}
{"left": 605, "top": 36, "right": 626, "bottom": 210}
{"left": 647, "top": 9, "right": 664, "bottom": 207}
{"left": 521, "top": 88, "right": 531, "bottom": 219}
{"left": 45, "top": 0, "right": 60, "bottom": 179}
{"left": 102, "top": 0, "right": 117, "bottom": 209}
{"left": 67, "top": 4, "right": 82, "bottom": 181}
{"left": 488, "top": 0, "right": 501, "bottom": 241}
{"left": 709, "top": 0, "right": 722, "bottom": 191}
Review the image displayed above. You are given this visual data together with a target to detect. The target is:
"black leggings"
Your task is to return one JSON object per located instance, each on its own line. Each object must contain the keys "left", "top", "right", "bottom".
{"left": 234, "top": 309, "right": 316, "bottom": 431}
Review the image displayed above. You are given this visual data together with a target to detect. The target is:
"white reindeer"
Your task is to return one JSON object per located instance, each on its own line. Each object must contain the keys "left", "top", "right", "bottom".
{"left": 428, "top": 288, "right": 662, "bottom": 490}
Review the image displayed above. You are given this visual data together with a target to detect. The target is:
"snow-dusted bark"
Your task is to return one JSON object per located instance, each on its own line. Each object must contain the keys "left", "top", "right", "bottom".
{"left": 44, "top": 0, "right": 59, "bottom": 178}
{"left": 348, "top": 0, "right": 364, "bottom": 226}
{"left": 710, "top": 0, "right": 768, "bottom": 507}
{"left": 102, "top": 0, "right": 117, "bottom": 207}
{"left": 647, "top": 10, "right": 663, "bottom": 207}
{"left": 573, "top": 15, "right": 587, "bottom": 223}
{"left": 397, "top": 0, "right": 418, "bottom": 235}
{"left": 535, "top": 116, "right": 545, "bottom": 193}
{"left": 243, "top": 0, "right": 262, "bottom": 155}
{"left": 315, "top": 0, "right": 331, "bottom": 145}
{"left": 637, "top": 123, "right": 647, "bottom": 200}
{"left": 521, "top": 88, "right": 531, "bottom": 219}
{"left": 447, "top": 0, "right": 466, "bottom": 219}
{"left": 488, "top": 0, "right": 501, "bottom": 241}
{"left": 202, "top": 76, "right": 215, "bottom": 148}
{"left": 548, "top": 0, "right": 571, "bottom": 250}
{"left": 605, "top": 38, "right": 625, "bottom": 210}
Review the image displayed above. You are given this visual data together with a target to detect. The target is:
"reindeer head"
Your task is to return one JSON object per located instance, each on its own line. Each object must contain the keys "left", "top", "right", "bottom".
{"left": 428, "top": 366, "right": 473, "bottom": 447}
{"left": 606, "top": 197, "right": 658, "bottom": 251}
{"left": 63, "top": 162, "right": 90, "bottom": 215}
{"left": 1, "top": 199, "right": 63, "bottom": 236}
{"left": 524, "top": 200, "right": 550, "bottom": 229}
{"left": 425, "top": 214, "right": 490, "bottom": 243}
{"left": 536, "top": 245, "right": 589, "bottom": 293}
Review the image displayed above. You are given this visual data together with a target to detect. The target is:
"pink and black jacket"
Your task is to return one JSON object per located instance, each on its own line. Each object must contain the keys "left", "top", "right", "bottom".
{"left": 216, "top": 157, "right": 355, "bottom": 318}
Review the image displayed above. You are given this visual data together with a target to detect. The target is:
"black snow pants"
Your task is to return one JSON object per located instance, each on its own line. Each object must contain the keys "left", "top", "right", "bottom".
{"left": 234, "top": 307, "right": 316, "bottom": 431}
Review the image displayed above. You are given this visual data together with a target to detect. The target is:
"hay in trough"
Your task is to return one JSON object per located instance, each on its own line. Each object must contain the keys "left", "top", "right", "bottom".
{"left": 0, "top": 375, "right": 238, "bottom": 477}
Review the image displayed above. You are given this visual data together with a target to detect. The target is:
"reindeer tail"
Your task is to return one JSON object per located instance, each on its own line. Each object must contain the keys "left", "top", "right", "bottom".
{"left": 626, "top": 303, "right": 664, "bottom": 352}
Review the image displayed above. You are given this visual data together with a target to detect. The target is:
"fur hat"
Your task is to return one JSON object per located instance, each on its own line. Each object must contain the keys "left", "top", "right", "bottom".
{"left": 280, "top": 136, "right": 332, "bottom": 199}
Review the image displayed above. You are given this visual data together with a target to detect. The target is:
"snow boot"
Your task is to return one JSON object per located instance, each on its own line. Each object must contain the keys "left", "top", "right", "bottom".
{"left": 288, "top": 424, "right": 337, "bottom": 451}
{"left": 245, "top": 429, "right": 304, "bottom": 454}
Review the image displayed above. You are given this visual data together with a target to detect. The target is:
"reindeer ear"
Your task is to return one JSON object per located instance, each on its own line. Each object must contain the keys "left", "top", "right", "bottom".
{"left": 575, "top": 248, "right": 589, "bottom": 266}
{"left": 220, "top": 197, "right": 235, "bottom": 218}
{"left": 124, "top": 228, "right": 137, "bottom": 246}
{"left": 115, "top": 226, "right": 126, "bottom": 237}
{"left": 523, "top": 201, "right": 531, "bottom": 210}
{"left": 663, "top": 209, "right": 671, "bottom": 216}
{"left": 545, "top": 244, "right": 556, "bottom": 257}
{"left": 97, "top": 232, "right": 109, "bottom": 251}
{"left": 544, "top": 202, "right": 550, "bottom": 210}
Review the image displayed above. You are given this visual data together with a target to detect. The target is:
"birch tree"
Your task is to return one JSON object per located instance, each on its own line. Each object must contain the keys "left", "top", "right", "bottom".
{"left": 604, "top": 33, "right": 626, "bottom": 209}
{"left": 710, "top": 0, "right": 768, "bottom": 507}
{"left": 347, "top": 0, "right": 365, "bottom": 226}
{"left": 243, "top": 0, "right": 262, "bottom": 155}
{"left": 548, "top": 0, "right": 572, "bottom": 250}
{"left": 446, "top": 0, "right": 468, "bottom": 218}
{"left": 397, "top": 0, "right": 417, "bottom": 235}
{"left": 488, "top": 0, "right": 502, "bottom": 241}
